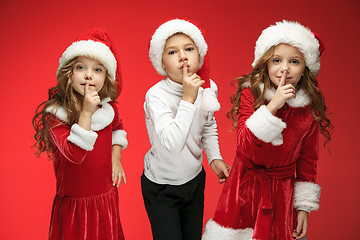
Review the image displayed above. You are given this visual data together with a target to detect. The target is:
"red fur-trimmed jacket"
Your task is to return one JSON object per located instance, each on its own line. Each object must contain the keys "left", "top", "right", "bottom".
{"left": 202, "top": 86, "right": 321, "bottom": 240}
{"left": 46, "top": 98, "right": 128, "bottom": 197}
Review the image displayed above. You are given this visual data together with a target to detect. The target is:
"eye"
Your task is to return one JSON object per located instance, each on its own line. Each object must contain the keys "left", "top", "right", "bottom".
{"left": 185, "top": 47, "right": 194, "bottom": 52}
{"left": 95, "top": 67, "right": 103, "bottom": 72}
{"left": 290, "top": 59, "right": 300, "bottom": 64}
{"left": 272, "top": 58, "right": 281, "bottom": 63}
{"left": 75, "top": 64, "right": 84, "bottom": 70}
{"left": 168, "top": 50, "right": 176, "bottom": 55}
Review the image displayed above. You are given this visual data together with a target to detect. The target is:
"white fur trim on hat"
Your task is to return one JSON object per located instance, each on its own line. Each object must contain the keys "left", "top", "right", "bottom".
{"left": 252, "top": 20, "right": 321, "bottom": 76}
{"left": 57, "top": 40, "right": 117, "bottom": 80}
{"left": 149, "top": 19, "right": 208, "bottom": 76}
{"left": 246, "top": 105, "right": 286, "bottom": 146}
{"left": 202, "top": 219, "right": 254, "bottom": 240}
{"left": 293, "top": 181, "right": 321, "bottom": 212}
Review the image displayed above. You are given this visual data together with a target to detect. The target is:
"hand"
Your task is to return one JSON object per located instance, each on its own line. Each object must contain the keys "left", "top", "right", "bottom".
{"left": 112, "top": 158, "right": 127, "bottom": 187}
{"left": 82, "top": 81, "right": 101, "bottom": 115}
{"left": 112, "top": 145, "right": 126, "bottom": 187}
{"left": 182, "top": 61, "right": 205, "bottom": 104}
{"left": 78, "top": 81, "right": 101, "bottom": 130}
{"left": 292, "top": 210, "right": 308, "bottom": 239}
{"left": 210, "top": 159, "right": 231, "bottom": 184}
{"left": 266, "top": 71, "right": 296, "bottom": 114}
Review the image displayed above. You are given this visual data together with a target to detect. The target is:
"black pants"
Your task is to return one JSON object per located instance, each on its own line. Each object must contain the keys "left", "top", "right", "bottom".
{"left": 141, "top": 169, "right": 206, "bottom": 240}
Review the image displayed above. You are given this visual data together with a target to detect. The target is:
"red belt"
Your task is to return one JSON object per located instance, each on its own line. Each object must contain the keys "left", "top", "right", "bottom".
{"left": 239, "top": 157, "right": 296, "bottom": 239}
{"left": 239, "top": 157, "right": 296, "bottom": 208}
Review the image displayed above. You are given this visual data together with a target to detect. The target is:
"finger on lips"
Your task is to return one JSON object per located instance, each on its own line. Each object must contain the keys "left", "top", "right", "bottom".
{"left": 182, "top": 61, "right": 189, "bottom": 78}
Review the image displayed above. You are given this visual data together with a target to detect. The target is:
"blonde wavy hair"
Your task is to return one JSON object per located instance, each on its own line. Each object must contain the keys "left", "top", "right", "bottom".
{"left": 227, "top": 46, "right": 333, "bottom": 147}
{"left": 32, "top": 57, "right": 118, "bottom": 157}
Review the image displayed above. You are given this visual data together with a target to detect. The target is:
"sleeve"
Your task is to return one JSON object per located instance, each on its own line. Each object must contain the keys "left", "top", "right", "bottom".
{"left": 293, "top": 120, "right": 321, "bottom": 212}
{"left": 48, "top": 115, "right": 98, "bottom": 164}
{"left": 110, "top": 102, "right": 128, "bottom": 149}
{"left": 202, "top": 112, "right": 223, "bottom": 164}
{"left": 236, "top": 88, "right": 286, "bottom": 158}
{"left": 145, "top": 92, "right": 197, "bottom": 153}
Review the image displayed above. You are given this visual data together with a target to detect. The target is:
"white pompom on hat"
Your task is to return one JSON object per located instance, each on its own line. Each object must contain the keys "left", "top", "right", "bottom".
{"left": 57, "top": 28, "right": 122, "bottom": 95}
{"left": 149, "top": 19, "right": 220, "bottom": 112}
{"left": 252, "top": 20, "right": 325, "bottom": 76}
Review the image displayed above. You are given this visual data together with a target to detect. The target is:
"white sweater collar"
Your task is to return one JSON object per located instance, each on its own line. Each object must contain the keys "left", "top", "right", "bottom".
{"left": 45, "top": 97, "right": 114, "bottom": 131}
{"left": 165, "top": 77, "right": 183, "bottom": 94}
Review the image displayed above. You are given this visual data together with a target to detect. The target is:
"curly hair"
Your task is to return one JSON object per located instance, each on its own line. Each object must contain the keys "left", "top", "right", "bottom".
{"left": 32, "top": 57, "right": 118, "bottom": 157}
{"left": 227, "top": 46, "right": 333, "bottom": 147}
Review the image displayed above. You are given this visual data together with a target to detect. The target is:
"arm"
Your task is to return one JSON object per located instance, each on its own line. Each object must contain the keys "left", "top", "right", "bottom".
{"left": 49, "top": 116, "right": 97, "bottom": 164}
{"left": 201, "top": 88, "right": 230, "bottom": 183}
{"left": 145, "top": 93, "right": 197, "bottom": 153}
{"left": 294, "top": 120, "right": 321, "bottom": 212}
{"left": 243, "top": 72, "right": 293, "bottom": 148}
{"left": 237, "top": 88, "right": 286, "bottom": 158}
{"left": 292, "top": 120, "right": 320, "bottom": 238}
{"left": 145, "top": 62, "right": 204, "bottom": 153}
{"left": 112, "top": 144, "right": 126, "bottom": 187}
{"left": 110, "top": 102, "right": 127, "bottom": 186}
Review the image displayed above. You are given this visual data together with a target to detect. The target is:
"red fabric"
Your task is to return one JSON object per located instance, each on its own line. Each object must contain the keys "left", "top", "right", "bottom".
{"left": 48, "top": 102, "right": 125, "bottom": 240}
{"left": 198, "top": 53, "right": 210, "bottom": 89}
{"left": 212, "top": 88, "right": 319, "bottom": 240}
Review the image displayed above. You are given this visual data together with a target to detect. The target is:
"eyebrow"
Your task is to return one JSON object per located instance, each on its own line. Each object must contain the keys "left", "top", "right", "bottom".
{"left": 272, "top": 54, "right": 302, "bottom": 59}
{"left": 75, "top": 60, "right": 104, "bottom": 67}
{"left": 165, "top": 42, "right": 195, "bottom": 50}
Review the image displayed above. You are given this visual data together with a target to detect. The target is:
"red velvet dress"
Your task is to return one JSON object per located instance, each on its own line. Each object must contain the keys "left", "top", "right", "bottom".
{"left": 203, "top": 87, "right": 321, "bottom": 240}
{"left": 47, "top": 99, "right": 127, "bottom": 240}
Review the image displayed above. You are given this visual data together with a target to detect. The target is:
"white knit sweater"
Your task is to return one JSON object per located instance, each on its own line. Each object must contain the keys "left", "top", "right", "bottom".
{"left": 143, "top": 78, "right": 223, "bottom": 185}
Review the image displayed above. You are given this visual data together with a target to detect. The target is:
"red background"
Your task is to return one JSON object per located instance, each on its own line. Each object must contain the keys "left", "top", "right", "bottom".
{"left": 1, "top": 0, "right": 359, "bottom": 239}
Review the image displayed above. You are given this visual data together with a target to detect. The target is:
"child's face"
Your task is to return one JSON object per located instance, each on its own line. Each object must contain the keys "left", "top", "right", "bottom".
{"left": 72, "top": 56, "right": 107, "bottom": 96}
{"left": 267, "top": 44, "right": 306, "bottom": 88}
{"left": 162, "top": 33, "right": 200, "bottom": 84}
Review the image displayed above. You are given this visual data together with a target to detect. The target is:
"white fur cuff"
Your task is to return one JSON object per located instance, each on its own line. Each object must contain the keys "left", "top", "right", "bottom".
{"left": 112, "top": 130, "right": 128, "bottom": 149}
{"left": 202, "top": 219, "right": 254, "bottom": 240}
{"left": 67, "top": 124, "right": 98, "bottom": 151}
{"left": 245, "top": 105, "right": 286, "bottom": 145}
{"left": 294, "top": 181, "right": 321, "bottom": 212}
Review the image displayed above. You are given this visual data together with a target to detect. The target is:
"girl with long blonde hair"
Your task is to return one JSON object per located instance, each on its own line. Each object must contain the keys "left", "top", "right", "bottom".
{"left": 203, "top": 21, "right": 333, "bottom": 240}
{"left": 32, "top": 29, "right": 128, "bottom": 240}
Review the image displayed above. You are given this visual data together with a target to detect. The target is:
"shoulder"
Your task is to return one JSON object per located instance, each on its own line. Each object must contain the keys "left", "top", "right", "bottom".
{"left": 45, "top": 104, "right": 68, "bottom": 123}
{"left": 241, "top": 87, "right": 254, "bottom": 100}
{"left": 145, "top": 79, "right": 169, "bottom": 101}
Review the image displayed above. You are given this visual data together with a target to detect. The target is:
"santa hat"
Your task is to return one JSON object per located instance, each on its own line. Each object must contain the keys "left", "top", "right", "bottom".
{"left": 252, "top": 20, "right": 325, "bottom": 76}
{"left": 57, "top": 28, "right": 122, "bottom": 95}
{"left": 149, "top": 19, "right": 220, "bottom": 112}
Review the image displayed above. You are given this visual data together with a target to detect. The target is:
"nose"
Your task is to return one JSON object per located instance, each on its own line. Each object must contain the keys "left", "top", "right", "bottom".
{"left": 84, "top": 69, "right": 92, "bottom": 80}
{"left": 280, "top": 62, "right": 289, "bottom": 73}
{"left": 179, "top": 49, "right": 187, "bottom": 61}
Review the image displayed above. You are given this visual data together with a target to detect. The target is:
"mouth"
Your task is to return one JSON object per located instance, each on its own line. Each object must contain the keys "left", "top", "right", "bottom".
{"left": 81, "top": 83, "right": 95, "bottom": 87}
{"left": 180, "top": 66, "right": 190, "bottom": 71}
{"left": 277, "top": 76, "right": 292, "bottom": 80}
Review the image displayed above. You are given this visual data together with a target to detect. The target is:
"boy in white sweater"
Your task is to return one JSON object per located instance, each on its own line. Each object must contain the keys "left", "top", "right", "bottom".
{"left": 141, "top": 19, "right": 230, "bottom": 240}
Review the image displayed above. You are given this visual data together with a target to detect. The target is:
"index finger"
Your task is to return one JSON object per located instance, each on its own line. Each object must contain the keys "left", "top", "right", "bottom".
{"left": 279, "top": 71, "right": 287, "bottom": 87}
{"left": 84, "top": 81, "right": 90, "bottom": 96}
{"left": 182, "top": 61, "right": 189, "bottom": 79}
